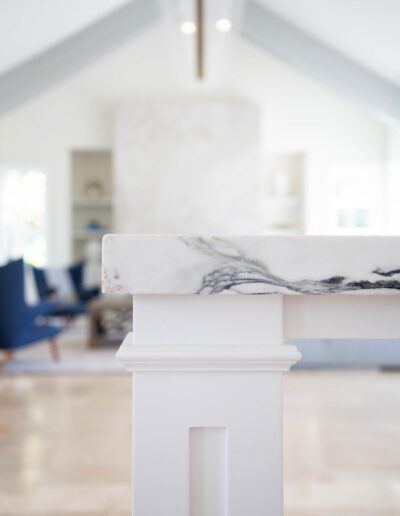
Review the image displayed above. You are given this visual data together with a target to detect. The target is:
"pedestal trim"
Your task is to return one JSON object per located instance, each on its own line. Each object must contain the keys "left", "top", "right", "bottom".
{"left": 117, "top": 333, "right": 301, "bottom": 372}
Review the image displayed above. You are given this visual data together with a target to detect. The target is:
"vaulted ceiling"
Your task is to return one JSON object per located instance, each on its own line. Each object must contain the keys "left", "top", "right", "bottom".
{"left": 1, "top": 0, "right": 400, "bottom": 125}
{"left": 258, "top": 0, "right": 400, "bottom": 87}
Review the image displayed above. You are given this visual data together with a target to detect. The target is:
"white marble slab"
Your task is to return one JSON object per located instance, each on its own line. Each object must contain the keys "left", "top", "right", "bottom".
{"left": 102, "top": 235, "right": 400, "bottom": 295}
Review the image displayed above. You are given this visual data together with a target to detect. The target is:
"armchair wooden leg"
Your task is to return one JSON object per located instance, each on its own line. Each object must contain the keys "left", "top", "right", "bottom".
{"left": 48, "top": 338, "right": 60, "bottom": 361}
{"left": 64, "top": 315, "right": 73, "bottom": 326}
{"left": 0, "top": 349, "right": 14, "bottom": 369}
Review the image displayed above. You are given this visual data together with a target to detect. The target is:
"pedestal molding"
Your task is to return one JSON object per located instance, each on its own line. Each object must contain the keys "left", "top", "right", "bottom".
{"left": 117, "top": 333, "right": 301, "bottom": 372}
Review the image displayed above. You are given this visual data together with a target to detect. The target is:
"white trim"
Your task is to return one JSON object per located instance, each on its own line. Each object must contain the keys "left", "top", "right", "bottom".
{"left": 241, "top": 0, "right": 400, "bottom": 127}
{"left": 116, "top": 333, "right": 301, "bottom": 372}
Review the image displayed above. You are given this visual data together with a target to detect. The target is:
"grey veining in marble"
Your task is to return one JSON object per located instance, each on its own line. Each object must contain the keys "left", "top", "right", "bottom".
{"left": 102, "top": 235, "right": 400, "bottom": 295}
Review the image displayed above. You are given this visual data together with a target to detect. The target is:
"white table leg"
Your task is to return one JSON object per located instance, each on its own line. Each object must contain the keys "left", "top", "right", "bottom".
{"left": 117, "top": 294, "right": 301, "bottom": 516}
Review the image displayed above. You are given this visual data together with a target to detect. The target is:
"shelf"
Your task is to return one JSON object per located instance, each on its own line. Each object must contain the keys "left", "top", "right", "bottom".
{"left": 73, "top": 230, "right": 108, "bottom": 240}
{"left": 73, "top": 197, "right": 112, "bottom": 208}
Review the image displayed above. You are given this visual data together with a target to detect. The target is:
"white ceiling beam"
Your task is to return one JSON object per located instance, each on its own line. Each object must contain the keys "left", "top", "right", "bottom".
{"left": 241, "top": 0, "right": 400, "bottom": 127}
{"left": 0, "top": 0, "right": 159, "bottom": 116}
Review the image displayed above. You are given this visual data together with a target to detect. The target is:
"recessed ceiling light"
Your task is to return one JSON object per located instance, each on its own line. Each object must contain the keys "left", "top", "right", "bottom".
{"left": 215, "top": 18, "right": 232, "bottom": 33}
{"left": 180, "top": 20, "right": 196, "bottom": 35}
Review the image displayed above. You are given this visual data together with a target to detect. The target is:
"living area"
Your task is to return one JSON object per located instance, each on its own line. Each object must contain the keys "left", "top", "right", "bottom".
{"left": 1, "top": 1, "right": 400, "bottom": 515}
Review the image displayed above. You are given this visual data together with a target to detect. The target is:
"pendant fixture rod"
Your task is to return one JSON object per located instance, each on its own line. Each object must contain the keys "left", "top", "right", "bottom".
{"left": 196, "top": 0, "right": 204, "bottom": 79}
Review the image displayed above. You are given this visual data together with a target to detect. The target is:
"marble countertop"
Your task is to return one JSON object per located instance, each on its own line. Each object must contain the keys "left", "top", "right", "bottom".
{"left": 102, "top": 235, "right": 400, "bottom": 295}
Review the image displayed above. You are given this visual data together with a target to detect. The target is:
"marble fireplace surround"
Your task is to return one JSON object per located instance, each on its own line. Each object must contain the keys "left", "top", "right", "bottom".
{"left": 103, "top": 234, "right": 400, "bottom": 516}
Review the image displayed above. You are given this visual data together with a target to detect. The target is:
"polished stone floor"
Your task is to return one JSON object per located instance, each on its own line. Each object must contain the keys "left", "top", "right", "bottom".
{"left": 1, "top": 371, "right": 400, "bottom": 515}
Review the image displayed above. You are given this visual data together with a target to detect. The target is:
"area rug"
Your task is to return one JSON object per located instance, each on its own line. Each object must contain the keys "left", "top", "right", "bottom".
{"left": 1, "top": 323, "right": 126, "bottom": 375}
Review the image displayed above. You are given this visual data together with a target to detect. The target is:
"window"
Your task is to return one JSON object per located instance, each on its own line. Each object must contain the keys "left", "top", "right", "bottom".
{"left": 0, "top": 169, "right": 47, "bottom": 265}
{"left": 328, "top": 162, "right": 383, "bottom": 234}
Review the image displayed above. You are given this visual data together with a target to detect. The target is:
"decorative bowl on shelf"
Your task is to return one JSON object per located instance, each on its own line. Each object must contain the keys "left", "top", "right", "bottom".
{"left": 83, "top": 219, "right": 107, "bottom": 232}
{"left": 85, "top": 180, "right": 103, "bottom": 198}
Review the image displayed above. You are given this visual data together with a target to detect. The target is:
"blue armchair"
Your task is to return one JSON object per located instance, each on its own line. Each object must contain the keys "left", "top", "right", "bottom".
{"left": 68, "top": 261, "right": 100, "bottom": 303}
{"left": 0, "top": 259, "right": 63, "bottom": 365}
{"left": 31, "top": 265, "right": 86, "bottom": 318}
{"left": 32, "top": 265, "right": 57, "bottom": 299}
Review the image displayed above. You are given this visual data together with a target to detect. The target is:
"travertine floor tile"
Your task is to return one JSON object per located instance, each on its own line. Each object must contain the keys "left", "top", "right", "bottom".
{"left": 1, "top": 371, "right": 400, "bottom": 515}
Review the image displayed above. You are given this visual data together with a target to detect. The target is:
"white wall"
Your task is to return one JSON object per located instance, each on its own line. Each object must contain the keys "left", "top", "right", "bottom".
{"left": 220, "top": 37, "right": 388, "bottom": 233}
{"left": 0, "top": 94, "right": 112, "bottom": 264}
{"left": 385, "top": 129, "right": 400, "bottom": 234}
{"left": 387, "top": 129, "right": 400, "bottom": 159}
{"left": 0, "top": 24, "right": 390, "bottom": 263}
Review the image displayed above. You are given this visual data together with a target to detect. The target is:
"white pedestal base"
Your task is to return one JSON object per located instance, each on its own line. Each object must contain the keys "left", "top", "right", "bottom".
{"left": 117, "top": 295, "right": 300, "bottom": 516}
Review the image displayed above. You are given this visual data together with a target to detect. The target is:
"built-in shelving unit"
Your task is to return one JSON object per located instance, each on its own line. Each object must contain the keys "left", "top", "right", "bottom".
{"left": 262, "top": 152, "right": 305, "bottom": 234}
{"left": 71, "top": 150, "right": 113, "bottom": 284}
